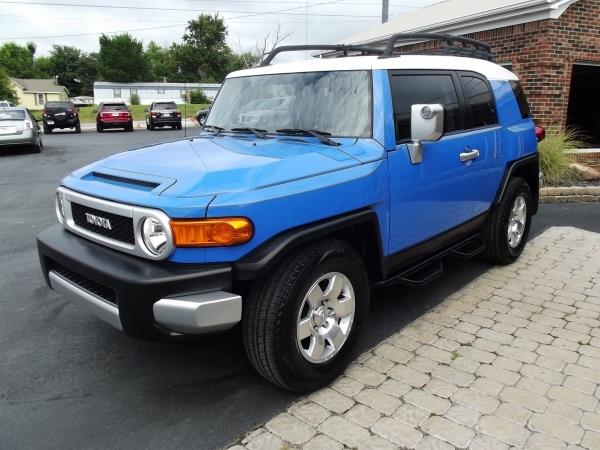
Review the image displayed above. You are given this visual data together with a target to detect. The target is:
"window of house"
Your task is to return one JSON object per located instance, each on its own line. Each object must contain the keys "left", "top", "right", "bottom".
{"left": 113, "top": 88, "right": 121, "bottom": 98}
{"left": 389, "top": 73, "right": 462, "bottom": 141}
{"left": 36, "top": 93, "right": 45, "bottom": 105}
{"left": 499, "top": 62, "right": 514, "bottom": 72}
{"left": 461, "top": 76, "right": 498, "bottom": 128}
{"left": 157, "top": 88, "right": 165, "bottom": 94}
{"left": 509, "top": 80, "right": 532, "bottom": 119}
{"left": 130, "top": 88, "right": 137, "bottom": 95}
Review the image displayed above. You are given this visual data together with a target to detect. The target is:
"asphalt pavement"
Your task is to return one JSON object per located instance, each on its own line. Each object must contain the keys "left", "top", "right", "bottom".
{"left": 0, "top": 129, "right": 598, "bottom": 450}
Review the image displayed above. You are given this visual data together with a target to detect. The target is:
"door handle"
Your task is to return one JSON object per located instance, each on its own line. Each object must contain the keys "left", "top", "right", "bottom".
{"left": 459, "top": 149, "right": 480, "bottom": 162}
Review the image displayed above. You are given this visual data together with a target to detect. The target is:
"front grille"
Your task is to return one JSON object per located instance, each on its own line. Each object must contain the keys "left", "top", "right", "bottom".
{"left": 71, "top": 202, "right": 135, "bottom": 245}
{"left": 50, "top": 261, "right": 118, "bottom": 306}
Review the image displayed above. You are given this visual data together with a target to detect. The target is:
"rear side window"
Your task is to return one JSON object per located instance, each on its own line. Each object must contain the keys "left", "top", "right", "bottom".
{"left": 461, "top": 76, "right": 498, "bottom": 128}
{"left": 509, "top": 80, "right": 531, "bottom": 119}
{"left": 389, "top": 74, "right": 462, "bottom": 141}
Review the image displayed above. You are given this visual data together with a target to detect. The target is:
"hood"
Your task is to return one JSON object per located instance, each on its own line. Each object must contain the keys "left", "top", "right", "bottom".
{"left": 62, "top": 135, "right": 385, "bottom": 217}
{"left": 69, "top": 134, "right": 384, "bottom": 197}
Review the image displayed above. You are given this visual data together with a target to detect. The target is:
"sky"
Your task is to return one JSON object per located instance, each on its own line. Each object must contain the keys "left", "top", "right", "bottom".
{"left": 0, "top": 0, "right": 440, "bottom": 57}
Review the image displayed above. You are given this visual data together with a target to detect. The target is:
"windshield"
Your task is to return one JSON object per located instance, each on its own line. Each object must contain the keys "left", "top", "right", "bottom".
{"left": 154, "top": 102, "right": 177, "bottom": 110}
{"left": 0, "top": 110, "right": 26, "bottom": 121}
{"left": 207, "top": 71, "right": 371, "bottom": 137}
{"left": 46, "top": 102, "right": 72, "bottom": 109}
{"left": 102, "top": 104, "right": 128, "bottom": 111}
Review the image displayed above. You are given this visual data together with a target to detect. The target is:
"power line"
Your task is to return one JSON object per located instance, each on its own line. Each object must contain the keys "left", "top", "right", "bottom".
{"left": 0, "top": 0, "right": 379, "bottom": 16}
{"left": 0, "top": 13, "right": 380, "bottom": 23}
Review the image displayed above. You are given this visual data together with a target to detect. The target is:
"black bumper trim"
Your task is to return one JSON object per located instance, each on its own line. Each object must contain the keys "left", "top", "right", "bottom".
{"left": 38, "top": 224, "right": 233, "bottom": 336}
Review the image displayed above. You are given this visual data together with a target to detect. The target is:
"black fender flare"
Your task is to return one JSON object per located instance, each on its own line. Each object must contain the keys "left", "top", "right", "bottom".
{"left": 234, "top": 208, "right": 385, "bottom": 282}
{"left": 494, "top": 153, "right": 539, "bottom": 215}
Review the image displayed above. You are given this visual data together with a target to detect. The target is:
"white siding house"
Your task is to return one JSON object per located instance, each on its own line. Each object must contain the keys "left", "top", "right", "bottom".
{"left": 93, "top": 82, "right": 221, "bottom": 105}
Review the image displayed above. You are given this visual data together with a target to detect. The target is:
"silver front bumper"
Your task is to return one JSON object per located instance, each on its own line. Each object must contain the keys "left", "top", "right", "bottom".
{"left": 49, "top": 271, "right": 123, "bottom": 330}
{"left": 49, "top": 270, "right": 242, "bottom": 335}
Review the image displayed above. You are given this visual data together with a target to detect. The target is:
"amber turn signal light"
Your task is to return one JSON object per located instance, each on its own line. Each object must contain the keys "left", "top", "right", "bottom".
{"left": 170, "top": 218, "right": 253, "bottom": 247}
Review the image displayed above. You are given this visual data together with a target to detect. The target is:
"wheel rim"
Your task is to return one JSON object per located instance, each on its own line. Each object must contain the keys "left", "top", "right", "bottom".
{"left": 296, "top": 272, "right": 355, "bottom": 364}
{"left": 507, "top": 194, "right": 527, "bottom": 248}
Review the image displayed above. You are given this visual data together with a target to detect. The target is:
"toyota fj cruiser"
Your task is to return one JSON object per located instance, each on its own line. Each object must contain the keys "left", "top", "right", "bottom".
{"left": 37, "top": 34, "right": 540, "bottom": 392}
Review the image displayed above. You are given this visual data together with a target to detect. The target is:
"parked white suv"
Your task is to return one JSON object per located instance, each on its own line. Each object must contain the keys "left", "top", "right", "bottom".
{"left": 0, "top": 101, "right": 15, "bottom": 107}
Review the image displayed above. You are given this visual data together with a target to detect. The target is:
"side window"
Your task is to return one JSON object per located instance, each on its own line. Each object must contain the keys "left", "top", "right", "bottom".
{"left": 389, "top": 74, "right": 462, "bottom": 141}
{"left": 509, "top": 80, "right": 531, "bottom": 119}
{"left": 461, "top": 76, "right": 498, "bottom": 128}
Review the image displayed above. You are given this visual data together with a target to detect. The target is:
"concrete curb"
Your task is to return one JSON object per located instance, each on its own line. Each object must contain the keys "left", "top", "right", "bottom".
{"left": 540, "top": 186, "right": 600, "bottom": 203}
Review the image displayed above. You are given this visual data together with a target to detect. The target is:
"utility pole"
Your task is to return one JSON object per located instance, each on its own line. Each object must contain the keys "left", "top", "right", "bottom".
{"left": 382, "top": 0, "right": 389, "bottom": 23}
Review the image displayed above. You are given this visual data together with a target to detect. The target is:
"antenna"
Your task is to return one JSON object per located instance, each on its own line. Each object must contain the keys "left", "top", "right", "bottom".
{"left": 184, "top": 80, "right": 187, "bottom": 138}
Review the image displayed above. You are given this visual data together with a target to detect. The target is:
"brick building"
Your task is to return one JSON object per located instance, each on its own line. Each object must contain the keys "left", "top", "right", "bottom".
{"left": 336, "top": 0, "right": 600, "bottom": 145}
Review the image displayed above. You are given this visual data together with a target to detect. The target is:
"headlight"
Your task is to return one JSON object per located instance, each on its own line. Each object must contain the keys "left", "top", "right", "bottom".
{"left": 141, "top": 216, "right": 168, "bottom": 256}
{"left": 55, "top": 191, "right": 65, "bottom": 223}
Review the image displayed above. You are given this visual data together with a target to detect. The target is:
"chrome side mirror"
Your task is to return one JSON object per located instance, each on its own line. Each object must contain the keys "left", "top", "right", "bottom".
{"left": 408, "top": 104, "right": 444, "bottom": 164}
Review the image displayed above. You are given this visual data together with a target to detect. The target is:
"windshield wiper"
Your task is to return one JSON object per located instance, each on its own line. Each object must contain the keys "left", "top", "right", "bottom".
{"left": 275, "top": 128, "right": 340, "bottom": 146}
{"left": 230, "top": 127, "right": 268, "bottom": 139}
{"left": 204, "top": 124, "right": 224, "bottom": 136}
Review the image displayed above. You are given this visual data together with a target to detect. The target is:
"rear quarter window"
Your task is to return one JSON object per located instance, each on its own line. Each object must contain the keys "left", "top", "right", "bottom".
{"left": 509, "top": 80, "right": 532, "bottom": 119}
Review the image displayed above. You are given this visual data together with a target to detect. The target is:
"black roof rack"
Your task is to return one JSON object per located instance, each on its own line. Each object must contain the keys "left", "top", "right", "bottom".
{"left": 380, "top": 33, "right": 492, "bottom": 61}
{"left": 259, "top": 33, "right": 492, "bottom": 66}
{"left": 259, "top": 44, "right": 383, "bottom": 66}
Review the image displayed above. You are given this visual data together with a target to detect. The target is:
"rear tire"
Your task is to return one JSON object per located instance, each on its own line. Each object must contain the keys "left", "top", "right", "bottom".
{"left": 31, "top": 135, "right": 42, "bottom": 153}
{"left": 127, "top": 122, "right": 134, "bottom": 132}
{"left": 177, "top": 123, "right": 182, "bottom": 130}
{"left": 481, "top": 177, "right": 532, "bottom": 265}
{"left": 75, "top": 123, "right": 81, "bottom": 133}
{"left": 243, "top": 239, "right": 369, "bottom": 392}
{"left": 96, "top": 123, "right": 103, "bottom": 133}
{"left": 43, "top": 125, "right": 52, "bottom": 134}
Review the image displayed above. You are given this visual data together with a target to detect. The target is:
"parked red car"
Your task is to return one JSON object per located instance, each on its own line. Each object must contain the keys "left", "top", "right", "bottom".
{"left": 96, "top": 102, "right": 134, "bottom": 132}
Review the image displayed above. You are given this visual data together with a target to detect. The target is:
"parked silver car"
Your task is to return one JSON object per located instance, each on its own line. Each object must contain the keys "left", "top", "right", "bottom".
{"left": 0, "top": 107, "right": 43, "bottom": 153}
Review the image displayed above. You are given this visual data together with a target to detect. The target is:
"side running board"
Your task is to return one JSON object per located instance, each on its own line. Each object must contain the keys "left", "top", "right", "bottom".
{"left": 376, "top": 234, "right": 485, "bottom": 288}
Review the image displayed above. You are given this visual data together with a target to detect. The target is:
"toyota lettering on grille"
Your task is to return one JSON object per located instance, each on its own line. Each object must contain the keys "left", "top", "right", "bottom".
{"left": 85, "top": 212, "right": 112, "bottom": 230}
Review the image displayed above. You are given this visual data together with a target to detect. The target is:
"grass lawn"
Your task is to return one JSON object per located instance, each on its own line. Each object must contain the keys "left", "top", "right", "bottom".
{"left": 31, "top": 104, "right": 210, "bottom": 124}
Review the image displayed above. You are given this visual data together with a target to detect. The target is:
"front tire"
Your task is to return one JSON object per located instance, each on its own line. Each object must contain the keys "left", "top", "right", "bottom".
{"left": 482, "top": 177, "right": 532, "bottom": 265}
{"left": 243, "top": 239, "right": 369, "bottom": 392}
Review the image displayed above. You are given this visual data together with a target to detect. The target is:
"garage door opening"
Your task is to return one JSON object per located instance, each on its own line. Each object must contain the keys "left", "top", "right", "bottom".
{"left": 567, "top": 63, "right": 600, "bottom": 147}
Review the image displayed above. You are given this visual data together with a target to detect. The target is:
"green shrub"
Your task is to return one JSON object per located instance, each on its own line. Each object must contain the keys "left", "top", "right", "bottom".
{"left": 538, "top": 127, "right": 586, "bottom": 185}
{"left": 189, "top": 89, "right": 209, "bottom": 104}
{"left": 130, "top": 93, "right": 140, "bottom": 105}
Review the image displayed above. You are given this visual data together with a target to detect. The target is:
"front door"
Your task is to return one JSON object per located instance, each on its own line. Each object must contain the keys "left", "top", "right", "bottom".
{"left": 387, "top": 71, "right": 483, "bottom": 255}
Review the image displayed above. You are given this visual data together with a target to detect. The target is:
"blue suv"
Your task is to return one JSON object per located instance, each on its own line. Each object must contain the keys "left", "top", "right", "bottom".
{"left": 37, "top": 34, "right": 539, "bottom": 392}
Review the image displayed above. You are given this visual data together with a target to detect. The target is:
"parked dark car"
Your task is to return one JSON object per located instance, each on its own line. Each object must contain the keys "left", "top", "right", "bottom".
{"left": 43, "top": 101, "right": 81, "bottom": 134}
{"left": 146, "top": 101, "right": 182, "bottom": 130}
{"left": 195, "top": 107, "right": 209, "bottom": 126}
{"left": 96, "top": 102, "right": 133, "bottom": 132}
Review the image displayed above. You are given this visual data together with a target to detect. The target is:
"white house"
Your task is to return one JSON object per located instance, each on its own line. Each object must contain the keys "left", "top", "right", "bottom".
{"left": 93, "top": 81, "right": 221, "bottom": 105}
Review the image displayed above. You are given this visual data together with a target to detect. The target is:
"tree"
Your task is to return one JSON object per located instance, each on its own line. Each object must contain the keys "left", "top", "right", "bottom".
{"left": 250, "top": 25, "right": 291, "bottom": 64}
{"left": 0, "top": 42, "right": 37, "bottom": 78}
{"left": 33, "top": 56, "right": 53, "bottom": 78}
{"left": 0, "top": 67, "right": 17, "bottom": 103}
{"left": 171, "top": 14, "right": 232, "bottom": 82}
{"left": 228, "top": 52, "right": 260, "bottom": 73}
{"left": 146, "top": 41, "right": 174, "bottom": 82}
{"left": 76, "top": 53, "right": 98, "bottom": 96}
{"left": 49, "top": 45, "right": 82, "bottom": 96}
{"left": 98, "top": 33, "right": 148, "bottom": 82}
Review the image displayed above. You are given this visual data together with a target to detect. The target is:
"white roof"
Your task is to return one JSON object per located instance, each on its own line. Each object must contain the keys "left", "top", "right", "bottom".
{"left": 93, "top": 81, "right": 221, "bottom": 88}
{"left": 228, "top": 55, "right": 518, "bottom": 81}
{"left": 338, "top": 0, "right": 579, "bottom": 46}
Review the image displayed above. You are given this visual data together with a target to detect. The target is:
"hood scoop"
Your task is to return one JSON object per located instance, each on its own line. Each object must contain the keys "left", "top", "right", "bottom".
{"left": 81, "top": 167, "right": 176, "bottom": 194}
